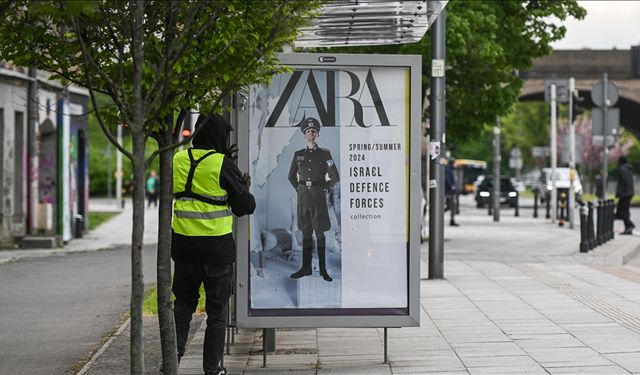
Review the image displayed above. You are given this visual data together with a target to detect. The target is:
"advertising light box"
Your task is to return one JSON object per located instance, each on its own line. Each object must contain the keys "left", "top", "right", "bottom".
{"left": 235, "top": 53, "right": 421, "bottom": 328}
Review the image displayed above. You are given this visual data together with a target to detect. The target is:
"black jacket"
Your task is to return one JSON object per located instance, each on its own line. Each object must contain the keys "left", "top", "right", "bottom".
{"left": 616, "top": 162, "right": 635, "bottom": 199}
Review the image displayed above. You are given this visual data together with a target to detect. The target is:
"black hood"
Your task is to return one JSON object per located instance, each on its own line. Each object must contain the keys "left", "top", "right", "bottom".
{"left": 192, "top": 113, "right": 232, "bottom": 151}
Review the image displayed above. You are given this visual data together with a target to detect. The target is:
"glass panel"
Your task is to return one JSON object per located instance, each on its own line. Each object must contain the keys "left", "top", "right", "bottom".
{"left": 248, "top": 66, "right": 409, "bottom": 312}
{"left": 295, "top": 0, "right": 448, "bottom": 47}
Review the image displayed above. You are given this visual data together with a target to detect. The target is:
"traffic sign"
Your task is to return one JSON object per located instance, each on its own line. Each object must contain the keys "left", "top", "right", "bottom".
{"left": 531, "top": 146, "right": 550, "bottom": 158}
{"left": 591, "top": 107, "right": 620, "bottom": 136}
{"left": 509, "top": 157, "right": 523, "bottom": 170}
{"left": 544, "top": 79, "right": 570, "bottom": 103}
{"left": 561, "top": 134, "right": 583, "bottom": 164}
{"left": 591, "top": 81, "right": 619, "bottom": 107}
{"left": 592, "top": 135, "right": 615, "bottom": 147}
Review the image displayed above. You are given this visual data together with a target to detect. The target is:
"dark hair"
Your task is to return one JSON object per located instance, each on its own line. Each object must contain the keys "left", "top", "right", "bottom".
{"left": 192, "top": 113, "right": 233, "bottom": 152}
{"left": 618, "top": 156, "right": 628, "bottom": 165}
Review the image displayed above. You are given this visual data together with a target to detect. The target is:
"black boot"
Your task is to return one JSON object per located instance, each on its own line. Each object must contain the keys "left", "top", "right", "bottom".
{"left": 291, "top": 238, "right": 313, "bottom": 279}
{"left": 317, "top": 239, "right": 333, "bottom": 282}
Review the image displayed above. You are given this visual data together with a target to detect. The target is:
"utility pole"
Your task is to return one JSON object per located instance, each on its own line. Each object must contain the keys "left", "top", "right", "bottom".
{"left": 602, "top": 72, "right": 609, "bottom": 196}
{"left": 568, "top": 78, "right": 576, "bottom": 229}
{"left": 116, "top": 124, "right": 123, "bottom": 209}
{"left": 550, "top": 83, "right": 558, "bottom": 224}
{"left": 428, "top": 8, "right": 446, "bottom": 280}
{"left": 492, "top": 119, "right": 501, "bottom": 222}
{"left": 107, "top": 143, "right": 112, "bottom": 201}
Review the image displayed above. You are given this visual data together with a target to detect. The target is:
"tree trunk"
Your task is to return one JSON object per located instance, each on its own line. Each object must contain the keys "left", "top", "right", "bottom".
{"left": 130, "top": 2, "right": 146, "bottom": 373}
{"left": 130, "top": 139, "right": 146, "bottom": 375}
{"left": 157, "top": 129, "right": 178, "bottom": 374}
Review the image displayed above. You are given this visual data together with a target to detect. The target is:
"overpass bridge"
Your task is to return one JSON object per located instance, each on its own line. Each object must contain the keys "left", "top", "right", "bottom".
{"left": 520, "top": 47, "right": 640, "bottom": 138}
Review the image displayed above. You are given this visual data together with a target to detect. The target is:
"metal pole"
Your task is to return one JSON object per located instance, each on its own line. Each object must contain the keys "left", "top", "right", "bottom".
{"left": 493, "top": 121, "right": 501, "bottom": 222}
{"left": 533, "top": 189, "right": 539, "bottom": 218}
{"left": 116, "top": 124, "right": 123, "bottom": 209}
{"left": 262, "top": 328, "right": 267, "bottom": 367}
{"left": 568, "top": 78, "right": 576, "bottom": 229}
{"left": 383, "top": 328, "right": 388, "bottom": 364}
{"left": 265, "top": 328, "right": 276, "bottom": 352}
{"left": 550, "top": 84, "right": 558, "bottom": 224}
{"left": 428, "top": 8, "right": 446, "bottom": 280}
{"left": 602, "top": 73, "right": 609, "bottom": 197}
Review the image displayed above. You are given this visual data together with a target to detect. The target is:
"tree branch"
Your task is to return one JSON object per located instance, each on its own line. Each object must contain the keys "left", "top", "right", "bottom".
{"left": 64, "top": 4, "right": 131, "bottom": 124}
{"left": 65, "top": 5, "right": 133, "bottom": 160}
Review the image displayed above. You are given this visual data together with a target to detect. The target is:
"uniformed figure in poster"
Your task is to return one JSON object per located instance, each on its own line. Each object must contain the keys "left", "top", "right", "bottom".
{"left": 288, "top": 117, "right": 340, "bottom": 282}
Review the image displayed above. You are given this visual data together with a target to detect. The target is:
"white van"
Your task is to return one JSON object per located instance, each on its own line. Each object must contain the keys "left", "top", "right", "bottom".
{"left": 541, "top": 167, "right": 583, "bottom": 202}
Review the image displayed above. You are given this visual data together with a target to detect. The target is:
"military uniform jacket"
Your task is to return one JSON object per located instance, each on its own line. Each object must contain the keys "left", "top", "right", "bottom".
{"left": 288, "top": 145, "right": 340, "bottom": 207}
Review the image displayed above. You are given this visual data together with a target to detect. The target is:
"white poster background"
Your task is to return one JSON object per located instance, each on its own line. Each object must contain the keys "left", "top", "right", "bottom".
{"left": 248, "top": 66, "right": 409, "bottom": 310}
{"left": 339, "top": 68, "right": 407, "bottom": 308}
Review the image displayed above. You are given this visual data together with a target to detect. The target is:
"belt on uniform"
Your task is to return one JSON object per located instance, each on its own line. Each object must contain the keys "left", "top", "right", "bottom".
{"left": 300, "top": 181, "right": 325, "bottom": 187}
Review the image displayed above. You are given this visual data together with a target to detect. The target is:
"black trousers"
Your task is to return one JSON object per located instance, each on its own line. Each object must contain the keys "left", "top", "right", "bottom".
{"left": 616, "top": 196, "right": 635, "bottom": 230}
{"left": 173, "top": 262, "right": 233, "bottom": 373}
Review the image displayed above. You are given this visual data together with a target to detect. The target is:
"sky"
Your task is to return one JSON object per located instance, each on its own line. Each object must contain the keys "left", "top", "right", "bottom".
{"left": 550, "top": 0, "right": 640, "bottom": 50}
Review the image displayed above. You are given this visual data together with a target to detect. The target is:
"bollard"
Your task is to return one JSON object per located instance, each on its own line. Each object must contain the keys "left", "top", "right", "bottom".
{"left": 558, "top": 193, "right": 566, "bottom": 227}
{"left": 545, "top": 193, "right": 550, "bottom": 219}
{"left": 450, "top": 194, "right": 458, "bottom": 226}
{"left": 488, "top": 197, "right": 492, "bottom": 216}
{"left": 607, "top": 199, "right": 615, "bottom": 241}
{"left": 596, "top": 200, "right": 603, "bottom": 245}
{"left": 603, "top": 199, "right": 610, "bottom": 242}
{"left": 533, "top": 189, "right": 539, "bottom": 218}
{"left": 587, "top": 201, "right": 595, "bottom": 250}
{"left": 515, "top": 194, "right": 519, "bottom": 217}
{"left": 579, "top": 203, "right": 589, "bottom": 253}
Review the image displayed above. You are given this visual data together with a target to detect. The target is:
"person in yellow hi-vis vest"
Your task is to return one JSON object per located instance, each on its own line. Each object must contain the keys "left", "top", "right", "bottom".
{"left": 172, "top": 113, "right": 255, "bottom": 375}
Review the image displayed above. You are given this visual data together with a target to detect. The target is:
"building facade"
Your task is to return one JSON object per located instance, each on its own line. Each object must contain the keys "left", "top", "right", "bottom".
{"left": 0, "top": 62, "right": 89, "bottom": 247}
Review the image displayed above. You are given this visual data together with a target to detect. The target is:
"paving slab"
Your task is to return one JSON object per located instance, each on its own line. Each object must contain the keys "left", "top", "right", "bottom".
{"left": 64, "top": 195, "right": 639, "bottom": 375}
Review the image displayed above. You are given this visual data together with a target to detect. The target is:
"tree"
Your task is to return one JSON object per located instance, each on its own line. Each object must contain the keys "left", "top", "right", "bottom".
{"left": 500, "top": 101, "right": 551, "bottom": 170}
{"left": 560, "top": 113, "right": 633, "bottom": 186}
{"left": 323, "top": 0, "right": 586, "bottom": 142}
{"left": 0, "top": 1, "right": 320, "bottom": 374}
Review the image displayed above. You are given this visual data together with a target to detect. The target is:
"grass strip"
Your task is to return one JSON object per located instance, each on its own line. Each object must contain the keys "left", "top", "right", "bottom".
{"left": 88, "top": 212, "right": 119, "bottom": 230}
{"left": 143, "top": 283, "right": 206, "bottom": 315}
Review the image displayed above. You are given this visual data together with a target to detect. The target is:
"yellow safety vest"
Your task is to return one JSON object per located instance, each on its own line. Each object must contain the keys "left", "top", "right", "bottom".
{"left": 172, "top": 148, "right": 233, "bottom": 236}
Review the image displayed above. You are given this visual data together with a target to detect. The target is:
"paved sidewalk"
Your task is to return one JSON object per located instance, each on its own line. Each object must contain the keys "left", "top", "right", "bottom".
{"left": 180, "top": 196, "right": 640, "bottom": 375}
{"left": 9, "top": 196, "right": 640, "bottom": 374}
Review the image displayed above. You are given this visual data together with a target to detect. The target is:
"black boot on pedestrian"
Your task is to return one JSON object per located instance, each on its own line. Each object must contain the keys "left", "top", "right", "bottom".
{"left": 317, "top": 240, "right": 333, "bottom": 282}
{"left": 450, "top": 221, "right": 460, "bottom": 227}
{"left": 205, "top": 366, "right": 227, "bottom": 375}
{"left": 291, "top": 239, "right": 313, "bottom": 279}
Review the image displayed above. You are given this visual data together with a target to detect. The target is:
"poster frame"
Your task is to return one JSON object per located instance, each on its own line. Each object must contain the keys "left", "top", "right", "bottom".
{"left": 235, "top": 52, "right": 421, "bottom": 328}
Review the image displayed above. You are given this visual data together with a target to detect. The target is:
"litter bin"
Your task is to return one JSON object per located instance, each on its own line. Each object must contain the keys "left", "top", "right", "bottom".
{"left": 75, "top": 214, "right": 84, "bottom": 238}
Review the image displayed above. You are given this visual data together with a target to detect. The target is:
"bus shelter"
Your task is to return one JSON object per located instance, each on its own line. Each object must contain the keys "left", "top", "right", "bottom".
{"left": 235, "top": 52, "right": 423, "bottom": 328}
{"left": 229, "top": 0, "right": 448, "bottom": 334}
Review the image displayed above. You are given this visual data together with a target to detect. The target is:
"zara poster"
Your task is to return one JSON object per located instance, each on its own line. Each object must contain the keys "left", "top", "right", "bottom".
{"left": 247, "top": 63, "right": 409, "bottom": 315}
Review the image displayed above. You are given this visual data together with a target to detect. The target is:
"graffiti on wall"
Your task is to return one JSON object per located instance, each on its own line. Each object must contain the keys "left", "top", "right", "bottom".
{"left": 38, "top": 119, "right": 56, "bottom": 206}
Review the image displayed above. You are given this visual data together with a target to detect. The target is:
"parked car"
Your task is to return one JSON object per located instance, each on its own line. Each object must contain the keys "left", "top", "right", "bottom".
{"left": 539, "top": 167, "right": 583, "bottom": 203}
{"left": 475, "top": 175, "right": 519, "bottom": 208}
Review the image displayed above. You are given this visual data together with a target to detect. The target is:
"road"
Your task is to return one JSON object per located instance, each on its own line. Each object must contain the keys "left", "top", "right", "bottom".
{"left": 0, "top": 245, "right": 157, "bottom": 375}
